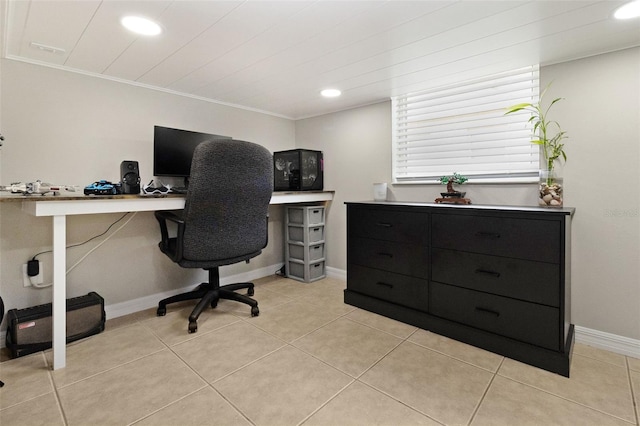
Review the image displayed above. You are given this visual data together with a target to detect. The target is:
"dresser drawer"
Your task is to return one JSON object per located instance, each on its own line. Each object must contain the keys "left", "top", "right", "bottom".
{"left": 348, "top": 237, "right": 428, "bottom": 278}
{"left": 349, "top": 207, "right": 428, "bottom": 244}
{"left": 430, "top": 282, "right": 560, "bottom": 351}
{"left": 348, "top": 264, "right": 428, "bottom": 311}
{"left": 432, "top": 248, "right": 560, "bottom": 307}
{"left": 431, "top": 213, "right": 560, "bottom": 263}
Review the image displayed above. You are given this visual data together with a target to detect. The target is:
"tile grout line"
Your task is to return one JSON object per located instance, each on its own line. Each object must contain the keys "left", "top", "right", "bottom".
{"left": 352, "top": 327, "right": 417, "bottom": 381}
{"left": 126, "top": 385, "right": 210, "bottom": 426}
{"left": 48, "top": 313, "right": 214, "bottom": 425}
{"left": 494, "top": 369, "right": 638, "bottom": 424}
{"left": 295, "top": 379, "right": 357, "bottom": 426}
{"left": 44, "top": 353, "right": 70, "bottom": 426}
{"left": 204, "top": 307, "right": 358, "bottom": 426}
{"left": 154, "top": 322, "right": 260, "bottom": 426}
{"left": 405, "top": 338, "right": 504, "bottom": 375}
{"left": 46, "top": 326, "right": 169, "bottom": 390}
{"left": 354, "top": 379, "right": 445, "bottom": 425}
{"left": 348, "top": 327, "right": 445, "bottom": 424}
{"left": 232, "top": 298, "right": 428, "bottom": 424}
{"left": 625, "top": 356, "right": 640, "bottom": 425}
{"left": 466, "top": 357, "right": 505, "bottom": 425}
{"left": 342, "top": 314, "right": 419, "bottom": 340}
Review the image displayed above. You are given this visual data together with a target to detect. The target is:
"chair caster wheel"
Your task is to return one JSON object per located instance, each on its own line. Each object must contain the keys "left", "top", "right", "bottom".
{"left": 247, "top": 287, "right": 254, "bottom": 296}
{"left": 251, "top": 306, "right": 259, "bottom": 317}
{"left": 157, "top": 307, "right": 166, "bottom": 316}
{"left": 188, "top": 321, "right": 198, "bottom": 333}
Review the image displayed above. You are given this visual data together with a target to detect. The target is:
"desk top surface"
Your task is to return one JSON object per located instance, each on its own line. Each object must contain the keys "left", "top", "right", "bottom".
{"left": 6, "top": 190, "right": 334, "bottom": 216}
{"left": 0, "top": 190, "right": 334, "bottom": 203}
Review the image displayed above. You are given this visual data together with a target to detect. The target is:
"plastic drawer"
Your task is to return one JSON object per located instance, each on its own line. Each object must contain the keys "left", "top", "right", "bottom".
{"left": 288, "top": 225, "right": 324, "bottom": 243}
{"left": 288, "top": 206, "right": 325, "bottom": 225}
{"left": 287, "top": 260, "right": 326, "bottom": 283}
{"left": 288, "top": 243, "right": 325, "bottom": 262}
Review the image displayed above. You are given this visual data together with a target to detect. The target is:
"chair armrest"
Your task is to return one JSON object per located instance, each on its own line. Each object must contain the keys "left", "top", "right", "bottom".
{"left": 154, "top": 210, "right": 186, "bottom": 262}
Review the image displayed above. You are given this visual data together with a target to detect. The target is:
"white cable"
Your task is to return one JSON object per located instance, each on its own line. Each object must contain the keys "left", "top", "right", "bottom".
{"left": 29, "top": 212, "right": 138, "bottom": 289}
{"left": 66, "top": 212, "right": 138, "bottom": 273}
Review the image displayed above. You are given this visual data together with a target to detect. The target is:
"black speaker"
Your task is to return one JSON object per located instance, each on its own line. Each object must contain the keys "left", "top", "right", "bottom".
{"left": 120, "top": 160, "right": 141, "bottom": 194}
{"left": 5, "top": 292, "right": 105, "bottom": 358}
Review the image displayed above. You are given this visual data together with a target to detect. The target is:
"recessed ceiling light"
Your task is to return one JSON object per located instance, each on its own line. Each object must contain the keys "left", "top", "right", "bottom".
{"left": 121, "top": 16, "right": 162, "bottom": 36}
{"left": 614, "top": 0, "right": 640, "bottom": 19}
{"left": 321, "top": 89, "right": 342, "bottom": 98}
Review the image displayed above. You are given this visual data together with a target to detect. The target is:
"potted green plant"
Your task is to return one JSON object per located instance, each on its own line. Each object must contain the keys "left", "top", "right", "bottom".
{"left": 439, "top": 172, "right": 468, "bottom": 197}
{"left": 505, "top": 86, "right": 568, "bottom": 206}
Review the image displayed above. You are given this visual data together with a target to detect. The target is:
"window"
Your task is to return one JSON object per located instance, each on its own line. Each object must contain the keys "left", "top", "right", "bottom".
{"left": 392, "top": 66, "right": 539, "bottom": 183}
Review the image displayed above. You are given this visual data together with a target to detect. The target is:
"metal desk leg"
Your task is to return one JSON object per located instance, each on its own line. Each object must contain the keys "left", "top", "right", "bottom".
{"left": 52, "top": 214, "right": 66, "bottom": 370}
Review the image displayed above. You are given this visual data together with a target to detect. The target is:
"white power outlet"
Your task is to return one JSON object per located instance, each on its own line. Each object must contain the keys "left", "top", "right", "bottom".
{"left": 23, "top": 263, "right": 44, "bottom": 287}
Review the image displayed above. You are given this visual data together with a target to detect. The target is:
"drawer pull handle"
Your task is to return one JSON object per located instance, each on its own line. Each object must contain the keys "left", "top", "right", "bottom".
{"left": 377, "top": 252, "right": 393, "bottom": 258}
{"left": 475, "top": 231, "right": 501, "bottom": 239}
{"left": 376, "top": 222, "right": 393, "bottom": 228}
{"left": 475, "top": 307, "right": 500, "bottom": 317}
{"left": 474, "top": 269, "right": 501, "bottom": 278}
{"left": 376, "top": 281, "right": 394, "bottom": 289}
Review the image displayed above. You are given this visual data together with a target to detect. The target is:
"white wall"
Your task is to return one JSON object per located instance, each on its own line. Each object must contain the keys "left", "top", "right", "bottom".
{"left": 296, "top": 47, "right": 640, "bottom": 341}
{"left": 2, "top": 46, "right": 638, "bottom": 344}
{"left": 543, "top": 48, "right": 640, "bottom": 340}
{"left": 0, "top": 59, "right": 295, "bottom": 318}
{"left": 295, "top": 102, "right": 393, "bottom": 270}
{"left": 0, "top": 0, "right": 5, "bottom": 319}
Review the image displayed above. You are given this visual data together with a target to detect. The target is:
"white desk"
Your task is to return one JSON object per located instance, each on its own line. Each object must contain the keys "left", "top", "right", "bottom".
{"left": 19, "top": 191, "right": 334, "bottom": 370}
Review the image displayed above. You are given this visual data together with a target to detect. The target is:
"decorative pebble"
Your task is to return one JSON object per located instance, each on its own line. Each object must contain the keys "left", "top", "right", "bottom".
{"left": 539, "top": 182, "right": 563, "bottom": 206}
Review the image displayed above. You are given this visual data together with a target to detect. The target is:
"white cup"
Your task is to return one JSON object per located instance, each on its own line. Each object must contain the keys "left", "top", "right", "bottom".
{"left": 373, "top": 183, "right": 387, "bottom": 201}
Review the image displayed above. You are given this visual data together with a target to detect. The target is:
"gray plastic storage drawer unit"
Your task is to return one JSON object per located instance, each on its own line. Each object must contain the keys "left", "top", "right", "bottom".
{"left": 285, "top": 205, "right": 326, "bottom": 282}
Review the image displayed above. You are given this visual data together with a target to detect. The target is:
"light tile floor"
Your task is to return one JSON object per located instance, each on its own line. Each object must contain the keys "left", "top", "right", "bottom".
{"left": 1, "top": 275, "right": 639, "bottom": 426}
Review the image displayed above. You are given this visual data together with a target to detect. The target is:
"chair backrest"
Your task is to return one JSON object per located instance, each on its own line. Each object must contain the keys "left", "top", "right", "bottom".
{"left": 181, "top": 139, "right": 273, "bottom": 264}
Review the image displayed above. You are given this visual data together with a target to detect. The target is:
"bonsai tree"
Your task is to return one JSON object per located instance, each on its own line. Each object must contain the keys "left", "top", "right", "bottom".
{"left": 505, "top": 85, "right": 568, "bottom": 184}
{"left": 439, "top": 172, "right": 468, "bottom": 194}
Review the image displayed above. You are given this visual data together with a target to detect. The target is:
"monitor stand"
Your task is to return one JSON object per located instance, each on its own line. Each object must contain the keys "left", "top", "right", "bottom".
{"left": 170, "top": 177, "right": 189, "bottom": 194}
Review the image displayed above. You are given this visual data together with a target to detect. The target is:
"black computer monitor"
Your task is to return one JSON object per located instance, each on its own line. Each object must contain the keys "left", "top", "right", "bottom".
{"left": 153, "top": 126, "right": 231, "bottom": 178}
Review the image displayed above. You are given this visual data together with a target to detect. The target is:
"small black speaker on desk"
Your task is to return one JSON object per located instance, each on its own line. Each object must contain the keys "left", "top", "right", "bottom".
{"left": 120, "top": 160, "right": 141, "bottom": 194}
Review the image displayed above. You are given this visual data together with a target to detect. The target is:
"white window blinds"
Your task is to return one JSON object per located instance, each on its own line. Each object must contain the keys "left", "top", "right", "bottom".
{"left": 392, "top": 66, "right": 540, "bottom": 183}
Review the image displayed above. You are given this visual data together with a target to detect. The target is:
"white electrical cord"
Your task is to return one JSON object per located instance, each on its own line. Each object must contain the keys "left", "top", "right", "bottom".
{"left": 30, "top": 212, "right": 139, "bottom": 289}
{"left": 30, "top": 275, "right": 45, "bottom": 288}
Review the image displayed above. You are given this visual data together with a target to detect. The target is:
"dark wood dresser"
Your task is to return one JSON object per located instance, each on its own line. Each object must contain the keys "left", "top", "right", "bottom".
{"left": 345, "top": 201, "right": 575, "bottom": 376}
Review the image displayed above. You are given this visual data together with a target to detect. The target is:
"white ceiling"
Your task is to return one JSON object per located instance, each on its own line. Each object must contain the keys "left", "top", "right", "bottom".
{"left": 3, "top": 1, "right": 639, "bottom": 119}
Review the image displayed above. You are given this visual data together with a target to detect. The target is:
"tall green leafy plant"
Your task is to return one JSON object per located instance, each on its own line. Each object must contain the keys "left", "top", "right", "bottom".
{"left": 505, "top": 86, "right": 568, "bottom": 182}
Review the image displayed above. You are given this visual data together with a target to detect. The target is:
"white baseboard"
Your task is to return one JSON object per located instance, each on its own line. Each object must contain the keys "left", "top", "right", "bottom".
{"left": 326, "top": 266, "right": 346, "bottom": 281}
{"left": 106, "top": 265, "right": 346, "bottom": 319}
{"left": 0, "top": 264, "right": 284, "bottom": 349}
{"left": 574, "top": 325, "right": 640, "bottom": 359}
{"left": 3, "top": 264, "right": 639, "bottom": 362}
{"left": 105, "top": 263, "right": 284, "bottom": 319}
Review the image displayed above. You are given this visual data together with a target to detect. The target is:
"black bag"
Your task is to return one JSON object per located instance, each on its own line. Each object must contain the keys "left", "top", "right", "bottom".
{"left": 6, "top": 292, "right": 105, "bottom": 358}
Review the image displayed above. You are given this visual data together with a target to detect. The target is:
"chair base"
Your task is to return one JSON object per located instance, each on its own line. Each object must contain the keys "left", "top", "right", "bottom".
{"left": 157, "top": 268, "right": 259, "bottom": 333}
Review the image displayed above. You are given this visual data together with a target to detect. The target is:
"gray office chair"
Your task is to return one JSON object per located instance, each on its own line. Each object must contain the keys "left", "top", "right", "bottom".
{"left": 155, "top": 139, "right": 273, "bottom": 333}
{"left": 0, "top": 296, "right": 4, "bottom": 387}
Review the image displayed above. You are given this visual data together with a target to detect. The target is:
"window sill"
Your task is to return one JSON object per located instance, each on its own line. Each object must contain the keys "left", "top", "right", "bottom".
{"left": 393, "top": 178, "right": 538, "bottom": 185}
